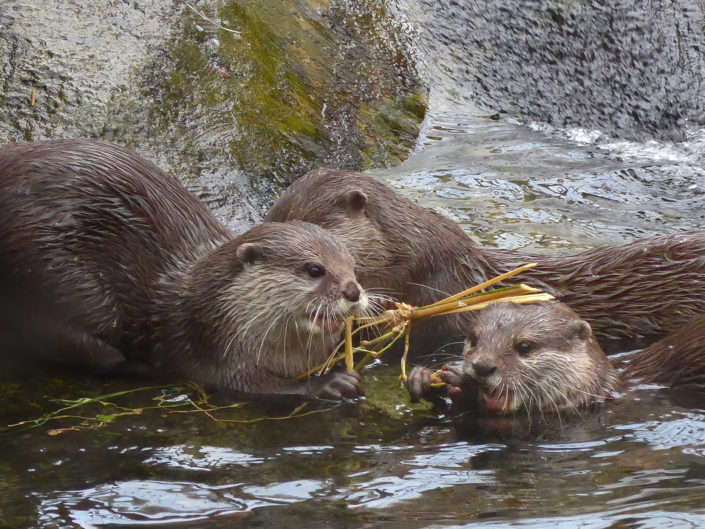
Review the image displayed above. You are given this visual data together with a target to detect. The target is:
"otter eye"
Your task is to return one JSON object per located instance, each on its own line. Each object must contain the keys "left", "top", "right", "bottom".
{"left": 306, "top": 264, "right": 325, "bottom": 278}
{"left": 515, "top": 340, "right": 534, "bottom": 357}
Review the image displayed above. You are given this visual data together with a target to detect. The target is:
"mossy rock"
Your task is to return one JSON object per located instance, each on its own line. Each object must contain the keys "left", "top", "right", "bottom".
{"left": 143, "top": 0, "right": 427, "bottom": 188}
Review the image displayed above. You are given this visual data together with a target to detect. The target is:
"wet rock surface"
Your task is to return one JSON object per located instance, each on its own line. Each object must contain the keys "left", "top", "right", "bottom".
{"left": 406, "top": 0, "right": 705, "bottom": 141}
{"left": 0, "top": 0, "right": 424, "bottom": 232}
{"left": 0, "top": 0, "right": 177, "bottom": 143}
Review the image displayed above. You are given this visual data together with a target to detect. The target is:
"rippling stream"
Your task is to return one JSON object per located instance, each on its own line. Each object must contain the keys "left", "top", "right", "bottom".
{"left": 3, "top": 1, "right": 705, "bottom": 527}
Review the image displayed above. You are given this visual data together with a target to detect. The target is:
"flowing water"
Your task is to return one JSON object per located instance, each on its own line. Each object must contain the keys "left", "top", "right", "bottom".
{"left": 3, "top": 1, "right": 705, "bottom": 528}
{"left": 376, "top": 0, "right": 705, "bottom": 252}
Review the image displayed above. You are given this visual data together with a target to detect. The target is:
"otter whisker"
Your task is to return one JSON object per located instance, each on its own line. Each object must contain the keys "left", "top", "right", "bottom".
{"left": 521, "top": 365, "right": 565, "bottom": 418}
{"left": 279, "top": 313, "right": 291, "bottom": 356}
{"left": 407, "top": 282, "right": 453, "bottom": 298}
{"left": 365, "top": 295, "right": 393, "bottom": 317}
{"left": 431, "top": 352, "right": 465, "bottom": 364}
{"left": 552, "top": 379, "right": 610, "bottom": 402}
{"left": 231, "top": 306, "right": 273, "bottom": 342}
{"left": 304, "top": 303, "right": 321, "bottom": 353}
{"left": 538, "top": 373, "right": 578, "bottom": 419}
{"left": 293, "top": 317, "right": 306, "bottom": 351}
{"left": 303, "top": 297, "right": 318, "bottom": 315}
{"left": 429, "top": 340, "right": 466, "bottom": 358}
{"left": 519, "top": 379, "right": 542, "bottom": 426}
{"left": 255, "top": 312, "right": 285, "bottom": 367}
{"left": 362, "top": 287, "right": 398, "bottom": 297}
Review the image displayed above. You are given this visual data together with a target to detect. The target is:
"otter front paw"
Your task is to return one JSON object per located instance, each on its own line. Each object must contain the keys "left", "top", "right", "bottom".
{"left": 405, "top": 366, "right": 435, "bottom": 403}
{"left": 439, "top": 363, "right": 464, "bottom": 390}
{"left": 405, "top": 365, "right": 457, "bottom": 409}
{"left": 439, "top": 363, "right": 478, "bottom": 410}
{"left": 313, "top": 369, "right": 365, "bottom": 400}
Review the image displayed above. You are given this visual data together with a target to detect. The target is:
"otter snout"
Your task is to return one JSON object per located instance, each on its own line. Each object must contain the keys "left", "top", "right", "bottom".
{"left": 343, "top": 281, "right": 368, "bottom": 316}
{"left": 463, "top": 348, "right": 501, "bottom": 385}
{"left": 336, "top": 279, "right": 367, "bottom": 317}
{"left": 342, "top": 280, "right": 361, "bottom": 302}
{"left": 471, "top": 360, "right": 497, "bottom": 378}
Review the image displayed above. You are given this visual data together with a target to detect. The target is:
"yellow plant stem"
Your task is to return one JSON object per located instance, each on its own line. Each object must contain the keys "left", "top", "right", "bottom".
{"left": 424, "top": 262, "right": 538, "bottom": 308}
{"left": 344, "top": 317, "right": 354, "bottom": 370}
{"left": 412, "top": 285, "right": 542, "bottom": 320}
{"left": 353, "top": 331, "right": 405, "bottom": 371}
{"left": 399, "top": 325, "right": 412, "bottom": 382}
{"left": 418, "top": 292, "right": 554, "bottom": 319}
{"left": 429, "top": 370, "right": 445, "bottom": 387}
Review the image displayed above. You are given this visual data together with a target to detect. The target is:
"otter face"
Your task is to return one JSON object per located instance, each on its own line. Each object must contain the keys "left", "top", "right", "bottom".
{"left": 295, "top": 260, "right": 369, "bottom": 336}
{"left": 226, "top": 221, "right": 369, "bottom": 371}
{"left": 461, "top": 301, "right": 620, "bottom": 415}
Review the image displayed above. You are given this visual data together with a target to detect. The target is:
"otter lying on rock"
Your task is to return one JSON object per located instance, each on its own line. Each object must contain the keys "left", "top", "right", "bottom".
{"left": 406, "top": 301, "right": 705, "bottom": 415}
{"left": 266, "top": 169, "right": 705, "bottom": 353}
{"left": 0, "top": 140, "right": 368, "bottom": 400}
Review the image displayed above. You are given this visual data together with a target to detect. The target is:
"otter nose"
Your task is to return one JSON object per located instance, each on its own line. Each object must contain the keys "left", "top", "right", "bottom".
{"left": 472, "top": 361, "right": 497, "bottom": 378}
{"left": 342, "top": 281, "right": 361, "bottom": 302}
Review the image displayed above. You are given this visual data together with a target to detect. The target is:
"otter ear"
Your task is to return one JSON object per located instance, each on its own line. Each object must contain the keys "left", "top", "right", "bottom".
{"left": 571, "top": 320, "right": 592, "bottom": 342}
{"left": 236, "top": 242, "right": 264, "bottom": 264}
{"left": 338, "top": 189, "right": 367, "bottom": 216}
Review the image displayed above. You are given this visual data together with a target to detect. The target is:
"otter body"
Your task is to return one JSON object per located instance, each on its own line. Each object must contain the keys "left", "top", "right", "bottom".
{"left": 407, "top": 301, "right": 705, "bottom": 415}
{"left": 0, "top": 140, "right": 367, "bottom": 399}
{"left": 266, "top": 169, "right": 705, "bottom": 352}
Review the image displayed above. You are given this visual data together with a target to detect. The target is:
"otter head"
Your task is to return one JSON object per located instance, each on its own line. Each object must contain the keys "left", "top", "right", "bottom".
{"left": 235, "top": 220, "right": 367, "bottom": 335}
{"left": 265, "top": 170, "right": 405, "bottom": 291}
{"left": 188, "top": 221, "right": 369, "bottom": 378}
{"left": 460, "top": 301, "right": 621, "bottom": 415}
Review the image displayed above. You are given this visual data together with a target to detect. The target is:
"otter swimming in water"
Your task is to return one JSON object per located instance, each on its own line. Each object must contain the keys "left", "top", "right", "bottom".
{"left": 266, "top": 169, "right": 705, "bottom": 353}
{"left": 0, "top": 140, "right": 368, "bottom": 400}
{"left": 406, "top": 301, "right": 705, "bottom": 415}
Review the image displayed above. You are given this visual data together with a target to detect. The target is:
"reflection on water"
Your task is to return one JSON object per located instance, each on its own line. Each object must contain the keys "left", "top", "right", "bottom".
{"left": 2, "top": 370, "right": 705, "bottom": 528}
{"left": 38, "top": 480, "right": 251, "bottom": 526}
{"left": 144, "top": 445, "right": 267, "bottom": 470}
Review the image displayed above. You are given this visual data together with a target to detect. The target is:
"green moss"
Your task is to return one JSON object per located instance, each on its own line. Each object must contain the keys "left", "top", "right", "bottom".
{"left": 142, "top": 0, "right": 426, "bottom": 186}
{"left": 358, "top": 87, "right": 428, "bottom": 169}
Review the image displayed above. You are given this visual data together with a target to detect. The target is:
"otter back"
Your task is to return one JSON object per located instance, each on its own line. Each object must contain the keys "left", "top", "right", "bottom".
{"left": 0, "top": 140, "right": 229, "bottom": 369}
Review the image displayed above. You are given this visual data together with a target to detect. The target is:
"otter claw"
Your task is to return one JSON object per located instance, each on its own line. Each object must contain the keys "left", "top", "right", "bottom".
{"left": 439, "top": 363, "right": 464, "bottom": 388}
{"left": 406, "top": 366, "right": 434, "bottom": 402}
{"left": 406, "top": 363, "right": 474, "bottom": 410}
{"left": 314, "top": 369, "right": 364, "bottom": 400}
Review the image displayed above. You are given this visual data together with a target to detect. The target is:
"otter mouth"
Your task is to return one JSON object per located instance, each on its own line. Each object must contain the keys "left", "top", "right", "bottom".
{"left": 308, "top": 312, "right": 344, "bottom": 333}
{"left": 478, "top": 387, "right": 521, "bottom": 414}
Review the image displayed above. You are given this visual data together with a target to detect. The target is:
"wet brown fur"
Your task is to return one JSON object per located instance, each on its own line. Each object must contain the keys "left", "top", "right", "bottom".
{"left": 618, "top": 313, "right": 705, "bottom": 390}
{"left": 266, "top": 169, "right": 705, "bottom": 353}
{"left": 0, "top": 140, "right": 367, "bottom": 398}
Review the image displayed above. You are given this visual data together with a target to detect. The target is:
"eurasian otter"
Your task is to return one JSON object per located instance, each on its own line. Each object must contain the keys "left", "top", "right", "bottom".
{"left": 0, "top": 140, "right": 368, "bottom": 399}
{"left": 405, "top": 301, "right": 705, "bottom": 415}
{"left": 265, "top": 169, "right": 705, "bottom": 353}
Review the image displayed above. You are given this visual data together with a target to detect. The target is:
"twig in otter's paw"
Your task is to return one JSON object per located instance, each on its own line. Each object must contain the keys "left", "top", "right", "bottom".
{"left": 344, "top": 318, "right": 354, "bottom": 370}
